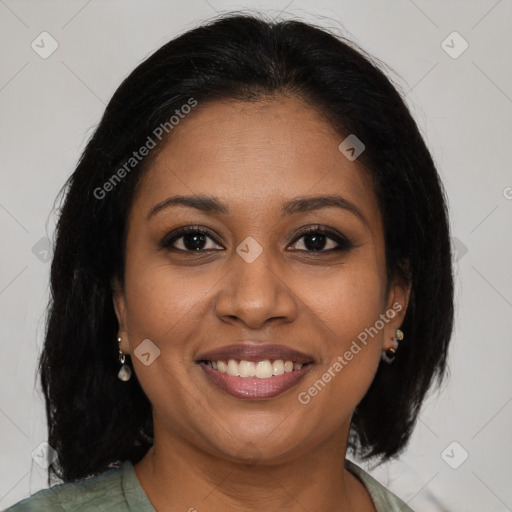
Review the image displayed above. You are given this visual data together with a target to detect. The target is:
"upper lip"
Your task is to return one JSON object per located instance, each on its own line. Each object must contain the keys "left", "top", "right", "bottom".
{"left": 196, "top": 342, "right": 314, "bottom": 364}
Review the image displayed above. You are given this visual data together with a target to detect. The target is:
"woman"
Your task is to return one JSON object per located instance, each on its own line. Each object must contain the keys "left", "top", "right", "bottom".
{"left": 6, "top": 12, "right": 454, "bottom": 512}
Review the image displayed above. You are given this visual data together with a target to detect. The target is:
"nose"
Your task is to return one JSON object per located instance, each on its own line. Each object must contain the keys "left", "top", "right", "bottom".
{"left": 214, "top": 246, "right": 298, "bottom": 330}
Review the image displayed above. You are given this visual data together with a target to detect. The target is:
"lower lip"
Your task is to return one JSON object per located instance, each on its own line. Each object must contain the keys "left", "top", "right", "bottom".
{"left": 197, "top": 362, "right": 313, "bottom": 400}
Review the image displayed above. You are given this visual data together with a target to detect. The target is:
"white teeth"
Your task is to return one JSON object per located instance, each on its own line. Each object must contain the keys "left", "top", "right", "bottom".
{"left": 255, "top": 360, "right": 273, "bottom": 379}
{"left": 227, "top": 359, "right": 240, "bottom": 376}
{"left": 209, "top": 358, "right": 304, "bottom": 378}
{"left": 239, "top": 360, "right": 255, "bottom": 377}
{"left": 272, "top": 360, "right": 284, "bottom": 375}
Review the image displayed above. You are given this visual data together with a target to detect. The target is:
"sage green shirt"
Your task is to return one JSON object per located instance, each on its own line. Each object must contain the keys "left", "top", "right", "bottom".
{"left": 4, "top": 459, "right": 414, "bottom": 511}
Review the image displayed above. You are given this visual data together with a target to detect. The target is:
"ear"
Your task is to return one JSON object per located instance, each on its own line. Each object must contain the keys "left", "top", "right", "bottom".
{"left": 111, "top": 277, "right": 131, "bottom": 354}
{"left": 382, "top": 277, "right": 412, "bottom": 352}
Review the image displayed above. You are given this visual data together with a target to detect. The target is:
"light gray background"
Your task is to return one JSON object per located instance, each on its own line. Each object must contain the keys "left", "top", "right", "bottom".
{"left": 1, "top": 1, "right": 511, "bottom": 510}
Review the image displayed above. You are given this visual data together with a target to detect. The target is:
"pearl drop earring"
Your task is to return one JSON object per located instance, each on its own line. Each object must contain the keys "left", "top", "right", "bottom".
{"left": 117, "top": 337, "right": 132, "bottom": 381}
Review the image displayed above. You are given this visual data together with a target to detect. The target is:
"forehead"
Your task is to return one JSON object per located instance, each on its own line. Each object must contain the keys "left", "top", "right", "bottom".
{"left": 133, "top": 96, "right": 381, "bottom": 230}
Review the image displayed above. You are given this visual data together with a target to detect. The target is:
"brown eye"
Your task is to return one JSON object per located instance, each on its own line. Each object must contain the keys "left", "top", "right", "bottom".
{"left": 288, "top": 226, "right": 355, "bottom": 253}
{"left": 160, "top": 226, "right": 223, "bottom": 252}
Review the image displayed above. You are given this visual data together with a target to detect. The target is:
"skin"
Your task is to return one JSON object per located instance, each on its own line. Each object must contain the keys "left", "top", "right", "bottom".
{"left": 113, "top": 95, "right": 411, "bottom": 512}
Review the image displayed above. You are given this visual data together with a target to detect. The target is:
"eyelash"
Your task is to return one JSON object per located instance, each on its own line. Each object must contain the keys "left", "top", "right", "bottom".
{"left": 159, "top": 225, "right": 355, "bottom": 254}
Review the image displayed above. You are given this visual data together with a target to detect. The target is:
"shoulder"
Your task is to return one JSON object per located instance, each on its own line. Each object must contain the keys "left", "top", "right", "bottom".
{"left": 345, "top": 459, "right": 415, "bottom": 512}
{"left": 4, "top": 463, "right": 129, "bottom": 512}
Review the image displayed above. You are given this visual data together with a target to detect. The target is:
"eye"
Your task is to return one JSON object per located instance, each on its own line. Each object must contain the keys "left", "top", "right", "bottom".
{"left": 288, "top": 226, "right": 355, "bottom": 253}
{"left": 159, "top": 225, "right": 355, "bottom": 254}
{"left": 159, "top": 226, "right": 223, "bottom": 252}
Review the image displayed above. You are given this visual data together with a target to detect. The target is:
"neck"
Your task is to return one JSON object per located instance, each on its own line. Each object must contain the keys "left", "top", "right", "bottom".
{"left": 133, "top": 419, "right": 375, "bottom": 512}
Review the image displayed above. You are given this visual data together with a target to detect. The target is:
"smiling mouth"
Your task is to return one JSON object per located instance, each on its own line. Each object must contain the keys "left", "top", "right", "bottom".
{"left": 197, "top": 358, "right": 314, "bottom": 400}
{"left": 198, "top": 358, "right": 314, "bottom": 378}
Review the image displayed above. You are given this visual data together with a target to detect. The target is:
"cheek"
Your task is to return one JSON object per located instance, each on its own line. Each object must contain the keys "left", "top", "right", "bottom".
{"left": 123, "top": 260, "right": 219, "bottom": 343}
{"left": 118, "top": 266, "right": 201, "bottom": 403}
{"left": 120, "top": 265, "right": 211, "bottom": 424}
{"left": 294, "top": 277, "right": 385, "bottom": 441}
{"left": 121, "top": 261, "right": 227, "bottom": 401}
{"left": 298, "top": 263, "right": 385, "bottom": 399}
{"left": 327, "top": 278, "right": 385, "bottom": 350}
{"left": 298, "top": 261, "right": 386, "bottom": 345}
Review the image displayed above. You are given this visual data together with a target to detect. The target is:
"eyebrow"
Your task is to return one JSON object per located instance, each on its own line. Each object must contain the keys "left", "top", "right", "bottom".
{"left": 147, "top": 194, "right": 369, "bottom": 227}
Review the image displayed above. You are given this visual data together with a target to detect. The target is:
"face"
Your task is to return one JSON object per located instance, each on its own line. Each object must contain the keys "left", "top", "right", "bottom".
{"left": 113, "top": 95, "right": 410, "bottom": 465}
